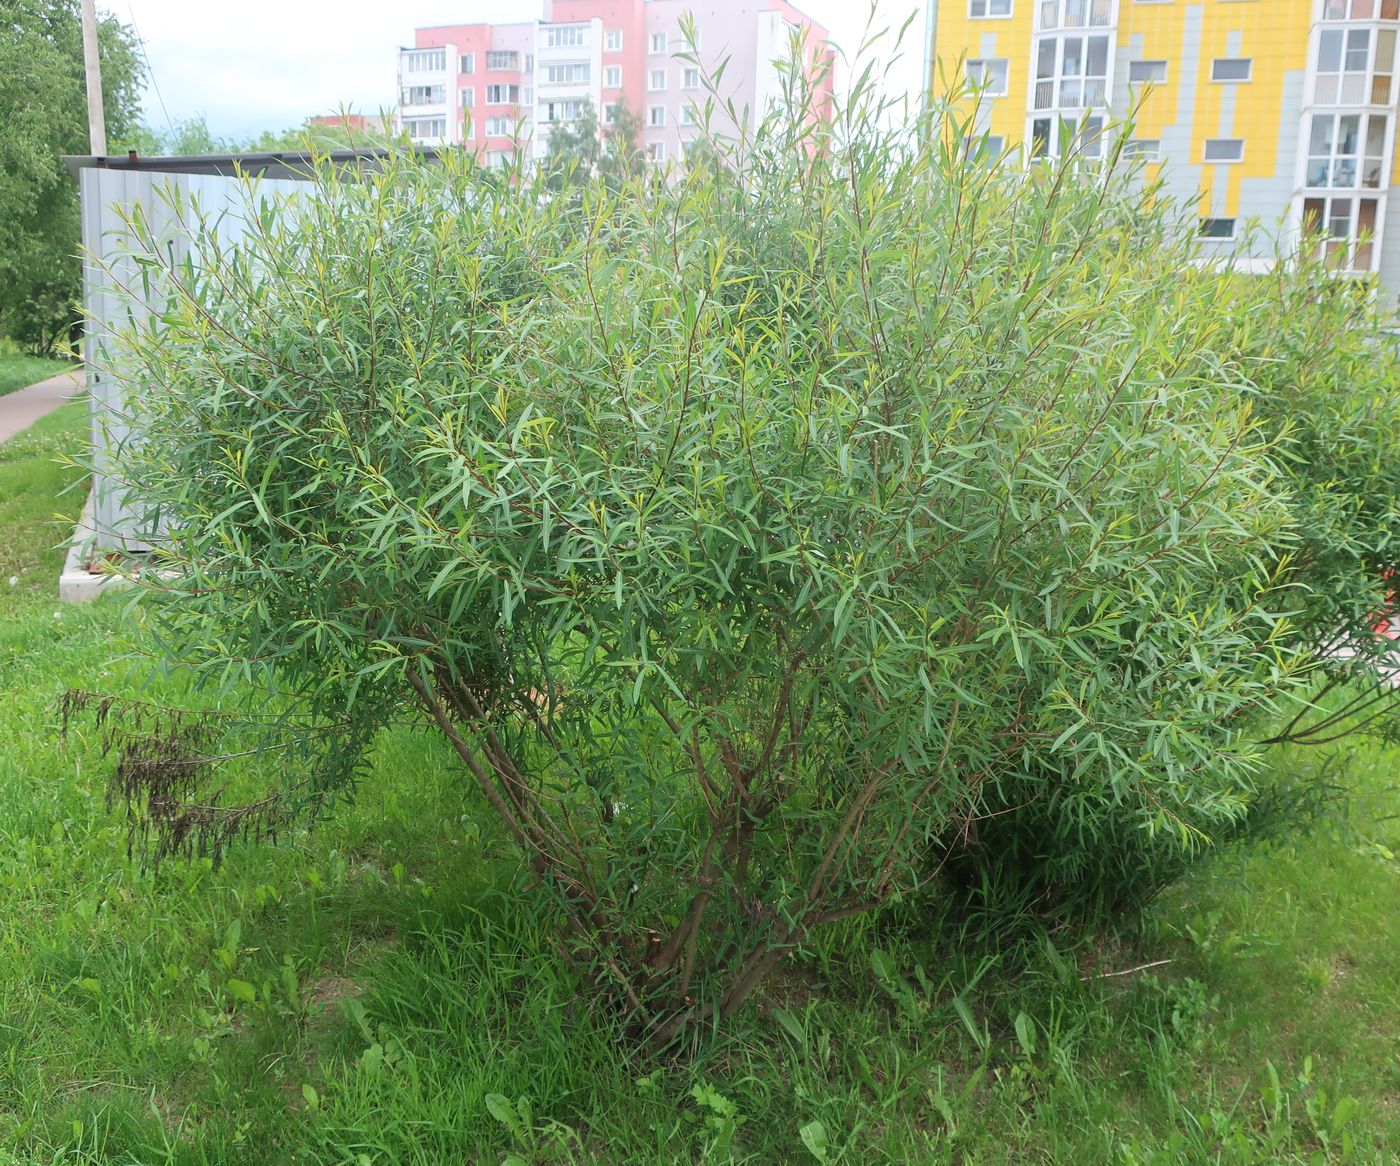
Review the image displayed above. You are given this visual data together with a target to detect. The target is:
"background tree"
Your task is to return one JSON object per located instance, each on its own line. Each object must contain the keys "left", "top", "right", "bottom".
{"left": 244, "top": 115, "right": 394, "bottom": 154}
{"left": 542, "top": 100, "right": 601, "bottom": 190}
{"left": 0, "top": 1, "right": 144, "bottom": 352}
{"left": 601, "top": 95, "right": 644, "bottom": 185}
{"left": 119, "top": 111, "right": 394, "bottom": 158}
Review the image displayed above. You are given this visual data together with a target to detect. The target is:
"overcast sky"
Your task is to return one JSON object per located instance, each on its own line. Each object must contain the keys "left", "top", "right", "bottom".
{"left": 101, "top": 0, "right": 928, "bottom": 141}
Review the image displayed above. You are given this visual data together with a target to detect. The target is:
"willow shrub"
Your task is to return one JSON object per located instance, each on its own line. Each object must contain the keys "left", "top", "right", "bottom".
{"left": 98, "top": 87, "right": 1310, "bottom": 1045}
{"left": 1218, "top": 264, "right": 1400, "bottom": 748}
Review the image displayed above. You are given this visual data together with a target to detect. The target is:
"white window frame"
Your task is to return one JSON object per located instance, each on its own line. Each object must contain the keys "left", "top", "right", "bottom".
{"left": 1127, "top": 60, "right": 1167, "bottom": 84}
{"left": 1300, "top": 195, "right": 1382, "bottom": 273}
{"left": 404, "top": 49, "right": 447, "bottom": 74}
{"left": 651, "top": 32, "right": 668, "bottom": 53}
{"left": 968, "top": 134, "right": 1006, "bottom": 164}
{"left": 1198, "top": 217, "right": 1236, "bottom": 242}
{"left": 649, "top": 68, "right": 667, "bottom": 91}
{"left": 1210, "top": 58, "right": 1252, "bottom": 83}
{"left": 605, "top": 66, "right": 622, "bottom": 88}
{"left": 605, "top": 29, "right": 623, "bottom": 52}
{"left": 1322, "top": 0, "right": 1400, "bottom": 19}
{"left": 1032, "top": 33, "right": 1112, "bottom": 110}
{"left": 1203, "top": 137, "right": 1245, "bottom": 163}
{"left": 543, "top": 62, "right": 590, "bottom": 85}
{"left": 970, "top": 0, "right": 1013, "bottom": 16}
{"left": 1035, "top": 0, "right": 1113, "bottom": 30}
{"left": 967, "top": 58, "right": 1010, "bottom": 95}
{"left": 1305, "top": 111, "right": 1391, "bottom": 191}
{"left": 402, "top": 84, "right": 445, "bottom": 106}
{"left": 544, "top": 26, "right": 588, "bottom": 49}
{"left": 1027, "top": 112, "right": 1107, "bottom": 161}
{"left": 1314, "top": 26, "right": 1396, "bottom": 106}
{"left": 649, "top": 105, "right": 666, "bottom": 127}
{"left": 543, "top": 100, "right": 584, "bottom": 122}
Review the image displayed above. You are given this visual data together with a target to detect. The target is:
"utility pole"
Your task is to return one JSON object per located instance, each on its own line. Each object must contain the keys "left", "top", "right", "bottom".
{"left": 80, "top": 0, "right": 107, "bottom": 155}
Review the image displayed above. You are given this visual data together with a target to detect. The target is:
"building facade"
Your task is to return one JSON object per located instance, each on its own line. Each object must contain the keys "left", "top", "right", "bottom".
{"left": 397, "top": 0, "right": 835, "bottom": 168}
{"left": 927, "top": 0, "right": 1400, "bottom": 304}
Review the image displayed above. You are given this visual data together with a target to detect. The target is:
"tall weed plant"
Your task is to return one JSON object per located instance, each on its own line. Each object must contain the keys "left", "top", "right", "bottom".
{"left": 94, "top": 57, "right": 1315, "bottom": 1046}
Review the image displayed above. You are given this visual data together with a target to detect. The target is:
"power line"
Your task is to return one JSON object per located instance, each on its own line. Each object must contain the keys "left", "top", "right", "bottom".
{"left": 123, "top": 0, "right": 176, "bottom": 143}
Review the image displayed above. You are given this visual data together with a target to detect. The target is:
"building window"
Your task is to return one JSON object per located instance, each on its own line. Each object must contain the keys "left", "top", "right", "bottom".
{"left": 604, "top": 103, "right": 618, "bottom": 124}
{"left": 1306, "top": 112, "right": 1390, "bottom": 189}
{"left": 650, "top": 68, "right": 667, "bottom": 90}
{"left": 1203, "top": 138, "right": 1244, "bottom": 162}
{"left": 1123, "top": 138, "right": 1160, "bottom": 161}
{"left": 486, "top": 51, "right": 520, "bottom": 71}
{"left": 1033, "top": 34, "right": 1110, "bottom": 109}
{"left": 402, "top": 85, "right": 444, "bottom": 105}
{"left": 1035, "top": 0, "right": 1112, "bottom": 30}
{"left": 606, "top": 29, "right": 623, "bottom": 51}
{"left": 404, "top": 49, "right": 446, "bottom": 74}
{"left": 651, "top": 32, "right": 668, "bottom": 53}
{"left": 1127, "top": 60, "right": 1167, "bottom": 84}
{"left": 647, "top": 141, "right": 666, "bottom": 162}
{"left": 967, "top": 58, "right": 1009, "bottom": 95}
{"left": 1301, "top": 196, "right": 1380, "bottom": 272}
{"left": 1210, "top": 58, "right": 1252, "bottom": 82}
{"left": 680, "top": 103, "right": 697, "bottom": 125}
{"left": 1315, "top": 27, "right": 1396, "bottom": 105}
{"left": 461, "top": 53, "right": 474, "bottom": 74}
{"left": 485, "top": 116, "right": 512, "bottom": 136}
{"left": 485, "top": 84, "right": 521, "bottom": 104}
{"left": 968, "top": 134, "right": 1005, "bottom": 164}
{"left": 1199, "top": 218, "right": 1236, "bottom": 240}
{"left": 1028, "top": 113, "right": 1105, "bottom": 160}
{"left": 1322, "top": 0, "right": 1400, "bottom": 18}
{"left": 461, "top": 87, "right": 475, "bottom": 107}
{"left": 970, "top": 0, "right": 1013, "bottom": 15}
{"left": 649, "top": 105, "right": 666, "bottom": 126}
{"left": 544, "top": 99, "right": 584, "bottom": 122}
{"left": 543, "top": 62, "right": 590, "bottom": 84}
{"left": 605, "top": 66, "right": 622, "bottom": 87}
{"left": 545, "top": 25, "right": 587, "bottom": 48}
{"left": 404, "top": 117, "right": 446, "bottom": 139}
{"left": 683, "top": 67, "right": 701, "bottom": 88}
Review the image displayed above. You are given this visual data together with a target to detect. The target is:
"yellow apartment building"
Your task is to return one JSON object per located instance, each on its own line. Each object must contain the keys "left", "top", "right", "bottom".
{"left": 926, "top": 0, "right": 1400, "bottom": 304}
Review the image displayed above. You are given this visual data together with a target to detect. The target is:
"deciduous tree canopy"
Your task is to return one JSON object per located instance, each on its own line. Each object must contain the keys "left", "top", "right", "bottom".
{"left": 0, "top": 0, "right": 143, "bottom": 351}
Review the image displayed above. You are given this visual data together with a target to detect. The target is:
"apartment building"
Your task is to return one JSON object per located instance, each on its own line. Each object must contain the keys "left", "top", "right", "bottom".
{"left": 396, "top": 0, "right": 835, "bottom": 168}
{"left": 927, "top": 1, "right": 1400, "bottom": 303}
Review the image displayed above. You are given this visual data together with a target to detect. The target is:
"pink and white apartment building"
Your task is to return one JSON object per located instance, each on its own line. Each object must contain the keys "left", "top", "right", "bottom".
{"left": 395, "top": 0, "right": 835, "bottom": 166}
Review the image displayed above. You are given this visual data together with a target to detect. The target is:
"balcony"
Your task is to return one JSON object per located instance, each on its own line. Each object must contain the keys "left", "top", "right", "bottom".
{"left": 1032, "top": 75, "right": 1107, "bottom": 111}
{"left": 401, "top": 86, "right": 446, "bottom": 107}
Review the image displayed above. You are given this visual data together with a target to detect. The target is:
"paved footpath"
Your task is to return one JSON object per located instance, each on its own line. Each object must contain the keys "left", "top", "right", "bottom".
{"left": 0, "top": 369, "right": 85, "bottom": 443}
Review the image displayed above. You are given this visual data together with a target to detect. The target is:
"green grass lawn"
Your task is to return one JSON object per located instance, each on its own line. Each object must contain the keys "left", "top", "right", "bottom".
{"left": 0, "top": 351, "right": 74, "bottom": 398}
{"left": 0, "top": 407, "right": 1396, "bottom": 1164}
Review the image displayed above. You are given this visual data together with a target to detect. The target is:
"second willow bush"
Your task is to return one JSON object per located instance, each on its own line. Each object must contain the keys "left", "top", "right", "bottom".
{"left": 103, "top": 82, "right": 1316, "bottom": 1045}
